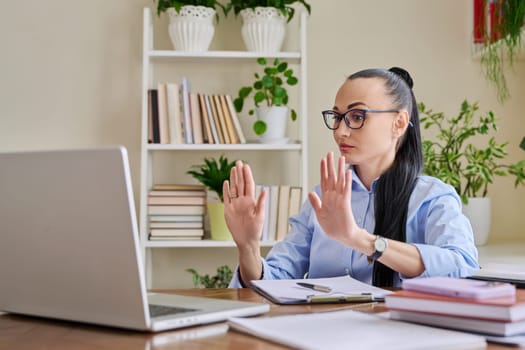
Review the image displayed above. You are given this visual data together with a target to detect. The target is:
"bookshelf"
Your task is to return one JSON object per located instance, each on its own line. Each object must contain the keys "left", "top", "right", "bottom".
{"left": 139, "top": 7, "right": 308, "bottom": 287}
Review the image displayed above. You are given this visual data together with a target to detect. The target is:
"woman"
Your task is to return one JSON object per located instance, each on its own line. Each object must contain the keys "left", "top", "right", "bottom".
{"left": 224, "top": 67, "right": 479, "bottom": 288}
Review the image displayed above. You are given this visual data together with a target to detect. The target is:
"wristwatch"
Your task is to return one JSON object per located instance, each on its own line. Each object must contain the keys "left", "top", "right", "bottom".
{"left": 367, "top": 235, "right": 388, "bottom": 263}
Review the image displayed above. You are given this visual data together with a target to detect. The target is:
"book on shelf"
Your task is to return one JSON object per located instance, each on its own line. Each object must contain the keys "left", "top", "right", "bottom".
{"left": 212, "top": 95, "right": 231, "bottom": 144}
{"left": 148, "top": 235, "right": 203, "bottom": 241}
{"left": 147, "top": 89, "right": 154, "bottom": 143}
{"left": 267, "top": 185, "right": 280, "bottom": 241}
{"left": 288, "top": 186, "right": 302, "bottom": 218}
{"left": 275, "top": 185, "right": 291, "bottom": 241}
{"left": 384, "top": 287, "right": 525, "bottom": 322}
{"left": 149, "top": 221, "right": 203, "bottom": 229}
{"left": 148, "top": 190, "right": 206, "bottom": 197}
{"left": 218, "top": 94, "right": 239, "bottom": 144}
{"left": 224, "top": 94, "right": 246, "bottom": 144}
{"left": 189, "top": 92, "right": 204, "bottom": 144}
{"left": 209, "top": 94, "right": 226, "bottom": 143}
{"left": 166, "top": 82, "right": 183, "bottom": 144}
{"left": 148, "top": 196, "right": 206, "bottom": 206}
{"left": 390, "top": 309, "right": 525, "bottom": 337}
{"left": 148, "top": 214, "right": 205, "bottom": 223}
{"left": 152, "top": 184, "right": 206, "bottom": 191}
{"left": 157, "top": 82, "right": 170, "bottom": 144}
{"left": 180, "top": 77, "right": 193, "bottom": 144}
{"left": 148, "top": 89, "right": 160, "bottom": 143}
{"left": 203, "top": 94, "right": 220, "bottom": 144}
{"left": 148, "top": 205, "right": 206, "bottom": 216}
{"left": 149, "top": 228, "right": 204, "bottom": 237}
{"left": 198, "top": 94, "right": 213, "bottom": 144}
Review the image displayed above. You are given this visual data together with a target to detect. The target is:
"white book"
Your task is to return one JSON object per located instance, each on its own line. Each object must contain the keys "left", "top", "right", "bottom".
{"left": 156, "top": 82, "right": 170, "bottom": 144}
{"left": 288, "top": 186, "right": 302, "bottom": 218}
{"left": 267, "top": 185, "right": 280, "bottom": 241}
{"left": 190, "top": 92, "right": 203, "bottom": 144}
{"left": 225, "top": 94, "right": 246, "bottom": 144}
{"left": 180, "top": 77, "right": 193, "bottom": 144}
{"left": 166, "top": 82, "right": 183, "bottom": 144}
{"left": 275, "top": 185, "right": 291, "bottom": 241}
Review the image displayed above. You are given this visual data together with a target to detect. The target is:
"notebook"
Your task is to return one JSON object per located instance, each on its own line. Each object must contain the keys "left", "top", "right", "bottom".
{"left": 0, "top": 146, "right": 269, "bottom": 332}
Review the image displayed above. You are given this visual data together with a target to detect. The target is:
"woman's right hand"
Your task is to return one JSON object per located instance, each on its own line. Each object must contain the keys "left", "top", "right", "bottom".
{"left": 223, "top": 160, "right": 267, "bottom": 250}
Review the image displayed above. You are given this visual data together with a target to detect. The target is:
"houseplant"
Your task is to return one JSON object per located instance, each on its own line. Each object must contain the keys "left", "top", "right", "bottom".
{"left": 233, "top": 57, "right": 298, "bottom": 142}
{"left": 475, "top": 0, "right": 525, "bottom": 103}
{"left": 153, "top": 0, "right": 228, "bottom": 51}
{"left": 187, "top": 155, "right": 237, "bottom": 240}
{"left": 224, "top": 0, "right": 311, "bottom": 52}
{"left": 186, "top": 265, "right": 233, "bottom": 288}
{"left": 419, "top": 100, "right": 525, "bottom": 245}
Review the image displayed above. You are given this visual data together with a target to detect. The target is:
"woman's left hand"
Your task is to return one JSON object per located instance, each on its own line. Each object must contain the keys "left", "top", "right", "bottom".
{"left": 308, "top": 152, "right": 363, "bottom": 248}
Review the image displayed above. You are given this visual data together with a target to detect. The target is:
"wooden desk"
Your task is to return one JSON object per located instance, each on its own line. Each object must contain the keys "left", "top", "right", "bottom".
{"left": 0, "top": 288, "right": 513, "bottom": 349}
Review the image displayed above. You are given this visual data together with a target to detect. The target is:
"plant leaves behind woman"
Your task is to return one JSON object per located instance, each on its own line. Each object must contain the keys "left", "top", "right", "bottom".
{"left": 186, "top": 265, "right": 233, "bottom": 288}
{"left": 419, "top": 100, "right": 525, "bottom": 204}
{"left": 187, "top": 155, "right": 237, "bottom": 202}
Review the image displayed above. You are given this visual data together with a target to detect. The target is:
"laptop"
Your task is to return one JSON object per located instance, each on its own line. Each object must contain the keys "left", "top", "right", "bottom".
{"left": 0, "top": 146, "right": 269, "bottom": 332}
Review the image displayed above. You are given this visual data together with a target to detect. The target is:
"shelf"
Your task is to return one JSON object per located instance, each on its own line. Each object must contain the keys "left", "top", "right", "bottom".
{"left": 148, "top": 50, "right": 302, "bottom": 62}
{"left": 146, "top": 142, "right": 302, "bottom": 151}
{"left": 145, "top": 240, "right": 277, "bottom": 248}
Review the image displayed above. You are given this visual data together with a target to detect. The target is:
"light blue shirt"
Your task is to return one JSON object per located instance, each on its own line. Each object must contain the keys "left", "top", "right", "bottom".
{"left": 229, "top": 175, "right": 479, "bottom": 288}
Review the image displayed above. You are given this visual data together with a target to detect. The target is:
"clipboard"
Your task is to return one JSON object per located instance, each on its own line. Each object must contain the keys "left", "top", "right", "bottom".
{"left": 249, "top": 275, "right": 391, "bottom": 305}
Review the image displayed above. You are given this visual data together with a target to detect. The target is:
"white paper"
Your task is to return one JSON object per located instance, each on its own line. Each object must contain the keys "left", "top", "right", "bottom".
{"left": 228, "top": 310, "right": 486, "bottom": 350}
{"left": 250, "top": 275, "right": 391, "bottom": 303}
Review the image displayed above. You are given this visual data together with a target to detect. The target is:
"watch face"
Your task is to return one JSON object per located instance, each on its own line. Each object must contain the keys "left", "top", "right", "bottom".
{"left": 375, "top": 237, "right": 387, "bottom": 252}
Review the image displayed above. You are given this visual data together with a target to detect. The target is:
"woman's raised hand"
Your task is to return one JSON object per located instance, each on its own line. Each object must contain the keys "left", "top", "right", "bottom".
{"left": 223, "top": 160, "right": 267, "bottom": 249}
{"left": 308, "top": 152, "right": 361, "bottom": 247}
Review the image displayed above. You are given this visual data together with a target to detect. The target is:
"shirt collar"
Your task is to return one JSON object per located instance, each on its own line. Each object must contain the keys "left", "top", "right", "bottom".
{"left": 349, "top": 165, "right": 379, "bottom": 193}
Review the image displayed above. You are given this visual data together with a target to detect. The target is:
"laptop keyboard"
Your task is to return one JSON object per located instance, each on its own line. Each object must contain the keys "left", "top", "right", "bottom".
{"left": 148, "top": 304, "right": 198, "bottom": 318}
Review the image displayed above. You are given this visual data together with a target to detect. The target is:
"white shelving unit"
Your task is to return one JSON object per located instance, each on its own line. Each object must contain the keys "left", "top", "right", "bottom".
{"left": 139, "top": 7, "right": 308, "bottom": 286}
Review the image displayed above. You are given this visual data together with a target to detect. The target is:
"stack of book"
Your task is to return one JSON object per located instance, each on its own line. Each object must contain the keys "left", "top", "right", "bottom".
{"left": 148, "top": 184, "right": 206, "bottom": 241}
{"left": 385, "top": 278, "right": 525, "bottom": 337}
{"left": 148, "top": 77, "right": 246, "bottom": 145}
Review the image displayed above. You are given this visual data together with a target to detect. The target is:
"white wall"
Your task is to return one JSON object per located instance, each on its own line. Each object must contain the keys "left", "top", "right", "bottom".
{"left": 1, "top": 0, "right": 523, "bottom": 288}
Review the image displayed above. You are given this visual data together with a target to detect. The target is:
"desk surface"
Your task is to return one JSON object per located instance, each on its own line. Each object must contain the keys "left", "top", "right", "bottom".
{"left": 0, "top": 288, "right": 514, "bottom": 349}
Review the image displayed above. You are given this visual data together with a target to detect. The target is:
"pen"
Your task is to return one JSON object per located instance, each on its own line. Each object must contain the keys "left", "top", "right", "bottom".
{"left": 296, "top": 282, "right": 332, "bottom": 293}
{"left": 306, "top": 293, "right": 375, "bottom": 303}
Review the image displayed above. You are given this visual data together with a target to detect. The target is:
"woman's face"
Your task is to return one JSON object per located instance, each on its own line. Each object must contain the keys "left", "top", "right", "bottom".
{"left": 331, "top": 77, "right": 405, "bottom": 171}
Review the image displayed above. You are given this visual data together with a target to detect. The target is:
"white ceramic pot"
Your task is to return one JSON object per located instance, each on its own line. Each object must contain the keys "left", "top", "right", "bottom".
{"left": 167, "top": 6, "right": 215, "bottom": 52}
{"left": 462, "top": 197, "right": 491, "bottom": 246}
{"left": 240, "top": 7, "right": 286, "bottom": 52}
{"left": 255, "top": 106, "right": 288, "bottom": 143}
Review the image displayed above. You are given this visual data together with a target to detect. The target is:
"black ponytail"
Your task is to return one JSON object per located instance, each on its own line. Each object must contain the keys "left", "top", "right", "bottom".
{"left": 347, "top": 67, "right": 423, "bottom": 287}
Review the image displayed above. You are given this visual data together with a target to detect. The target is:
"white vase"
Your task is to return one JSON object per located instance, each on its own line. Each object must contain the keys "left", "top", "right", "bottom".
{"left": 240, "top": 7, "right": 286, "bottom": 52}
{"left": 462, "top": 197, "right": 491, "bottom": 246}
{"left": 255, "top": 106, "right": 288, "bottom": 143}
{"left": 167, "top": 6, "right": 215, "bottom": 52}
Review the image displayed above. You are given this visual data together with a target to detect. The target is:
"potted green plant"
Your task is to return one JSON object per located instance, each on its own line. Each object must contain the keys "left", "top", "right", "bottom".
{"left": 419, "top": 100, "right": 525, "bottom": 245}
{"left": 476, "top": 0, "right": 525, "bottom": 103}
{"left": 224, "top": 0, "right": 311, "bottom": 52}
{"left": 153, "top": 0, "right": 228, "bottom": 51}
{"left": 233, "top": 57, "right": 298, "bottom": 142}
{"left": 186, "top": 265, "right": 233, "bottom": 288}
{"left": 187, "top": 155, "right": 236, "bottom": 240}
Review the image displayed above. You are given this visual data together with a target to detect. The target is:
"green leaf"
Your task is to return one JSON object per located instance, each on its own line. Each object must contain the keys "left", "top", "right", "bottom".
{"left": 253, "top": 120, "right": 267, "bottom": 135}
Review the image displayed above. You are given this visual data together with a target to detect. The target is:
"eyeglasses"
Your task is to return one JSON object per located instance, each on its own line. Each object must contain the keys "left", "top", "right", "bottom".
{"left": 321, "top": 108, "right": 399, "bottom": 130}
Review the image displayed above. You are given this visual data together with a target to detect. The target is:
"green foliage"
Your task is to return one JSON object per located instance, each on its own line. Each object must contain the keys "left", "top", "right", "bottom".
{"left": 521, "top": 136, "right": 525, "bottom": 151}
{"left": 419, "top": 100, "right": 525, "bottom": 204}
{"left": 187, "top": 155, "right": 236, "bottom": 202}
{"left": 153, "top": 0, "right": 227, "bottom": 17}
{"left": 478, "top": 0, "right": 525, "bottom": 103}
{"left": 186, "top": 265, "right": 233, "bottom": 288}
{"left": 224, "top": 0, "right": 311, "bottom": 22}
{"left": 233, "top": 57, "right": 299, "bottom": 135}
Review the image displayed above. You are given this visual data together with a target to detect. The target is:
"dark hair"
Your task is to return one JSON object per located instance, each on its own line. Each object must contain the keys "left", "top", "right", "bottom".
{"left": 347, "top": 67, "right": 423, "bottom": 287}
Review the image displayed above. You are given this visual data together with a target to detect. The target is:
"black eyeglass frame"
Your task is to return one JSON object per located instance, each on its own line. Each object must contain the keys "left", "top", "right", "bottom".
{"left": 321, "top": 108, "right": 400, "bottom": 130}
